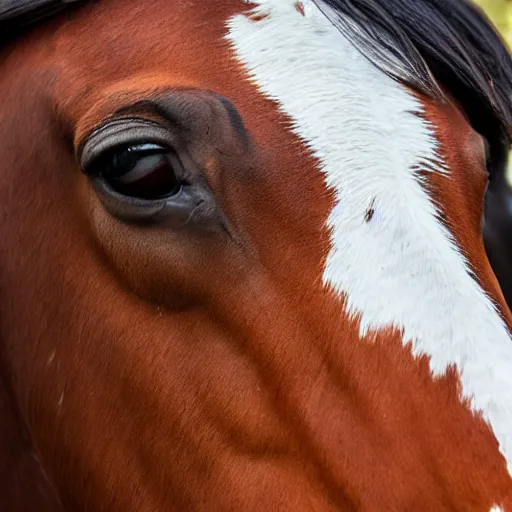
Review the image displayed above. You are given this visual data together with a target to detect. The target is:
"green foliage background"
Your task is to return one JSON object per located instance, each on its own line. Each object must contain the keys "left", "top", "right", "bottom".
{"left": 474, "top": 0, "right": 512, "bottom": 46}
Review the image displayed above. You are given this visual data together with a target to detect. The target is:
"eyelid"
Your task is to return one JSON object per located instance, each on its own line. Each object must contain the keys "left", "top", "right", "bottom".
{"left": 79, "top": 117, "right": 177, "bottom": 172}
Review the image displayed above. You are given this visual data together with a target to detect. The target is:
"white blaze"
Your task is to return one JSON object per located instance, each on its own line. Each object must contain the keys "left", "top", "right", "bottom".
{"left": 227, "top": 0, "right": 512, "bottom": 474}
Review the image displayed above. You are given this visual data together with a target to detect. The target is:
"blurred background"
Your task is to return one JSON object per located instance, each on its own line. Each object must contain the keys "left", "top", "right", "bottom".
{"left": 475, "top": 0, "right": 512, "bottom": 44}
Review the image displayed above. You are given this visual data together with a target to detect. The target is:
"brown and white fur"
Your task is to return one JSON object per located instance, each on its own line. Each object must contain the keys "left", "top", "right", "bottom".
{"left": 1, "top": 0, "right": 512, "bottom": 510}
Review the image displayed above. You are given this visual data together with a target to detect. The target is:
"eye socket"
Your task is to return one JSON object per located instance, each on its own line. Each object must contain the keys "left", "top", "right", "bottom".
{"left": 86, "top": 143, "right": 182, "bottom": 200}
{"left": 78, "top": 117, "right": 222, "bottom": 227}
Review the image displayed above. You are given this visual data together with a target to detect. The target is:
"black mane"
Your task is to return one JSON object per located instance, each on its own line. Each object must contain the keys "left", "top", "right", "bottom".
{"left": 314, "top": 0, "right": 512, "bottom": 175}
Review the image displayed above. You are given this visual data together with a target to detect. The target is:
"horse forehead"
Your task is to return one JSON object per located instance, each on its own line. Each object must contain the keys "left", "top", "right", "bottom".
{"left": 225, "top": 1, "right": 486, "bottom": 218}
{"left": 226, "top": 0, "right": 479, "bottom": 157}
{"left": 226, "top": 0, "right": 432, "bottom": 175}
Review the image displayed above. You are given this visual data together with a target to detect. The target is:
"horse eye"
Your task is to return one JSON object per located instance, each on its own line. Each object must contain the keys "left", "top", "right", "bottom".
{"left": 88, "top": 143, "right": 182, "bottom": 200}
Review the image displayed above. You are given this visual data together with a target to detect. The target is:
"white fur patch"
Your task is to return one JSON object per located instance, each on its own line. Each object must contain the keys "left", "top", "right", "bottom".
{"left": 227, "top": 0, "right": 512, "bottom": 475}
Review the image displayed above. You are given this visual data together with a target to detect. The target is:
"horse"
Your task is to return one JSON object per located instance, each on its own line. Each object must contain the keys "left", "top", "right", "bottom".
{"left": 2, "top": 0, "right": 512, "bottom": 509}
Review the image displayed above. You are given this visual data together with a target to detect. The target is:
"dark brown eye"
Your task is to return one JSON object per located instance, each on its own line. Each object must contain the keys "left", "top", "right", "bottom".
{"left": 92, "top": 143, "right": 182, "bottom": 200}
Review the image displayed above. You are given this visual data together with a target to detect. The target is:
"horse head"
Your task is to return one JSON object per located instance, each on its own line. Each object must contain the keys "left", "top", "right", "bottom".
{"left": 1, "top": 0, "right": 512, "bottom": 509}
